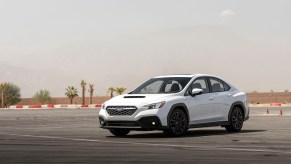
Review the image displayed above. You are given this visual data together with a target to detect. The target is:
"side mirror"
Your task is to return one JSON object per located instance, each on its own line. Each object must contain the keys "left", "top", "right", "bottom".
{"left": 191, "top": 88, "right": 203, "bottom": 96}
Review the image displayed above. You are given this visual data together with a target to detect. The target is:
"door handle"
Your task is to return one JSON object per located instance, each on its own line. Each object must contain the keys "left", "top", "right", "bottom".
{"left": 209, "top": 97, "right": 214, "bottom": 100}
{"left": 227, "top": 94, "right": 233, "bottom": 97}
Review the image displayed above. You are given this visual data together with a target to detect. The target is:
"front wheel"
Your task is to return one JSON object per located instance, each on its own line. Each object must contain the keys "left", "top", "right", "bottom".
{"left": 225, "top": 107, "right": 244, "bottom": 132}
{"left": 109, "top": 129, "right": 130, "bottom": 136}
{"left": 163, "top": 109, "right": 188, "bottom": 137}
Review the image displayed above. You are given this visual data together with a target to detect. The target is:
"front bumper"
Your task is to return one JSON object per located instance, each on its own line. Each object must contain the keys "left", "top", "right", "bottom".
{"left": 98, "top": 104, "right": 170, "bottom": 128}
{"left": 99, "top": 116, "right": 166, "bottom": 130}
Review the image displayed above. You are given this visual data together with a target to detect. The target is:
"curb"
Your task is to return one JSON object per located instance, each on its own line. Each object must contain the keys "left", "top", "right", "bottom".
{"left": 9, "top": 104, "right": 102, "bottom": 109}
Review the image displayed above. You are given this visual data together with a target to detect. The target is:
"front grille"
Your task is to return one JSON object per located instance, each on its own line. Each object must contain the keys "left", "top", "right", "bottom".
{"left": 106, "top": 106, "right": 137, "bottom": 116}
{"left": 105, "top": 121, "right": 140, "bottom": 127}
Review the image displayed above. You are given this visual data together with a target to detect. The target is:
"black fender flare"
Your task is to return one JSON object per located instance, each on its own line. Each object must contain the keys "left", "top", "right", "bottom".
{"left": 228, "top": 101, "right": 246, "bottom": 122}
{"left": 167, "top": 103, "right": 190, "bottom": 128}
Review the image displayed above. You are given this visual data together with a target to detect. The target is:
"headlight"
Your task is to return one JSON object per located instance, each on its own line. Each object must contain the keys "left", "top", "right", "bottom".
{"left": 144, "top": 101, "right": 166, "bottom": 110}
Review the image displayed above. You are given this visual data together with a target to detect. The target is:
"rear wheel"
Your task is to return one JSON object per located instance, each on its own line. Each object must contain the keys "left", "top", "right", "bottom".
{"left": 163, "top": 109, "right": 188, "bottom": 137}
{"left": 109, "top": 129, "right": 130, "bottom": 136}
{"left": 225, "top": 106, "right": 244, "bottom": 132}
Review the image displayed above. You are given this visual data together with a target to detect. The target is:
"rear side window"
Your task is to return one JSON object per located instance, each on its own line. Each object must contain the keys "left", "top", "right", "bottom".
{"left": 209, "top": 78, "right": 230, "bottom": 92}
{"left": 224, "top": 82, "right": 230, "bottom": 91}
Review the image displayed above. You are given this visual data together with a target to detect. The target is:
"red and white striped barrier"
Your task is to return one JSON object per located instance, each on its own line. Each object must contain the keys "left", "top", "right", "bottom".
{"left": 9, "top": 104, "right": 102, "bottom": 109}
{"left": 270, "top": 103, "right": 281, "bottom": 107}
{"left": 248, "top": 103, "right": 291, "bottom": 107}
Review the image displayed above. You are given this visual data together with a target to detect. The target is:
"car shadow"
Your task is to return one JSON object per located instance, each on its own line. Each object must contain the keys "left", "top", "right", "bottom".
{"left": 106, "top": 129, "right": 266, "bottom": 138}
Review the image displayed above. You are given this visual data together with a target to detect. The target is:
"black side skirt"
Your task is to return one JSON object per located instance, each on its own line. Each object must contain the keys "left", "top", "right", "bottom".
{"left": 188, "top": 121, "right": 229, "bottom": 128}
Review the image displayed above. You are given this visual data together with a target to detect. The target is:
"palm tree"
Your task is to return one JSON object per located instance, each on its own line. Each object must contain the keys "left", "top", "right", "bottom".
{"left": 115, "top": 87, "right": 127, "bottom": 95}
{"left": 65, "top": 86, "right": 78, "bottom": 104}
{"left": 0, "top": 82, "right": 7, "bottom": 108}
{"left": 88, "top": 84, "right": 94, "bottom": 104}
{"left": 81, "top": 80, "right": 87, "bottom": 105}
{"left": 107, "top": 87, "right": 116, "bottom": 98}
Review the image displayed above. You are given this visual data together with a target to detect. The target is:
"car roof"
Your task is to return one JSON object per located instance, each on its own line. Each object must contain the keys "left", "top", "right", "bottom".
{"left": 154, "top": 74, "right": 216, "bottom": 78}
{"left": 153, "top": 74, "right": 235, "bottom": 90}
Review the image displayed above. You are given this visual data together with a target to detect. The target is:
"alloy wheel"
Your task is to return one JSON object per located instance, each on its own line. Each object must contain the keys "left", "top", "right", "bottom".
{"left": 231, "top": 107, "right": 243, "bottom": 130}
{"left": 169, "top": 110, "right": 188, "bottom": 135}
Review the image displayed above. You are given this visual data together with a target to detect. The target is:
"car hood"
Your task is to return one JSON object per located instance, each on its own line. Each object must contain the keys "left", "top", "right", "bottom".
{"left": 104, "top": 94, "right": 174, "bottom": 106}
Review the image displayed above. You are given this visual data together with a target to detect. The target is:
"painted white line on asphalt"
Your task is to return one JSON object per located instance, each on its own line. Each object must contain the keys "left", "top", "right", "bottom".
{"left": 1, "top": 132, "right": 291, "bottom": 154}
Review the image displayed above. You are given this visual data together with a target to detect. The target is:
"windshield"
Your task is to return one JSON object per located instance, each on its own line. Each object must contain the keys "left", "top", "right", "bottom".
{"left": 131, "top": 77, "right": 192, "bottom": 94}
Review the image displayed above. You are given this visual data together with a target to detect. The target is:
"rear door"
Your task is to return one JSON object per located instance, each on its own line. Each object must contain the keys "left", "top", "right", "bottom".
{"left": 208, "top": 77, "right": 233, "bottom": 122}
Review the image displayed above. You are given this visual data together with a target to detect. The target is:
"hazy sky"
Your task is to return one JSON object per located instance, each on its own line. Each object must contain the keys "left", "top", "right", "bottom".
{"left": 1, "top": 0, "right": 291, "bottom": 97}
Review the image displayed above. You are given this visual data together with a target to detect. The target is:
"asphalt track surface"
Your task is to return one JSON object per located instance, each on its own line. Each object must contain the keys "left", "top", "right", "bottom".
{"left": 0, "top": 108, "right": 291, "bottom": 164}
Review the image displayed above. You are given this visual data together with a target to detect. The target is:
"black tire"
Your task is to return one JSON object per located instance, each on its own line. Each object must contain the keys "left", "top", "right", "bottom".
{"left": 225, "top": 106, "right": 244, "bottom": 132}
{"left": 109, "top": 129, "right": 130, "bottom": 136}
{"left": 163, "top": 109, "right": 188, "bottom": 137}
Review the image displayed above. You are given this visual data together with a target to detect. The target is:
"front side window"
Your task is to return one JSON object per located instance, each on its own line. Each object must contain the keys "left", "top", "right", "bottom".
{"left": 209, "top": 78, "right": 230, "bottom": 92}
{"left": 186, "top": 77, "right": 209, "bottom": 95}
{"left": 132, "top": 77, "right": 192, "bottom": 94}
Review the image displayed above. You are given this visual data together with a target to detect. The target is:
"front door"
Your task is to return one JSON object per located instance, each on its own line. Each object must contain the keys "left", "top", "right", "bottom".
{"left": 185, "top": 77, "right": 215, "bottom": 124}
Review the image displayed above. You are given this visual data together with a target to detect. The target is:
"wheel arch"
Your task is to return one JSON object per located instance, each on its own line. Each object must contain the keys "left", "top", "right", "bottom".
{"left": 228, "top": 101, "right": 246, "bottom": 122}
{"left": 167, "top": 103, "right": 190, "bottom": 128}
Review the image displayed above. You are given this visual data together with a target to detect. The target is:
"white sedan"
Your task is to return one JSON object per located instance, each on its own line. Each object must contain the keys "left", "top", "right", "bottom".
{"left": 99, "top": 74, "right": 249, "bottom": 137}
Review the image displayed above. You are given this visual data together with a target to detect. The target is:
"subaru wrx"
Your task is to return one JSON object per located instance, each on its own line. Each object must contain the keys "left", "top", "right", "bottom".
{"left": 99, "top": 74, "right": 249, "bottom": 136}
